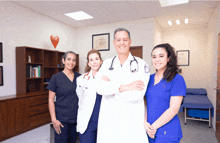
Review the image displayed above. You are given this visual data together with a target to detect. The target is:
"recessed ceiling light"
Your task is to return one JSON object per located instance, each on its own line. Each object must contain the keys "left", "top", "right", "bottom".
{"left": 64, "top": 11, "right": 93, "bottom": 21}
{"left": 168, "top": 21, "right": 172, "bottom": 25}
{"left": 159, "top": 0, "right": 189, "bottom": 7}
{"left": 176, "top": 20, "right": 180, "bottom": 25}
{"left": 185, "top": 19, "right": 188, "bottom": 24}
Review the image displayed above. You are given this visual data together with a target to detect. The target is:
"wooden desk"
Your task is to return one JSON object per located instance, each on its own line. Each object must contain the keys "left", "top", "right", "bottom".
{"left": 0, "top": 92, "right": 51, "bottom": 142}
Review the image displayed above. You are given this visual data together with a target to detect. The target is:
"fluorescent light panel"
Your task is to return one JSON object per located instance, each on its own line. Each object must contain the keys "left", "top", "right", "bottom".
{"left": 168, "top": 19, "right": 188, "bottom": 26}
{"left": 176, "top": 20, "right": 180, "bottom": 25}
{"left": 65, "top": 11, "right": 93, "bottom": 20}
{"left": 168, "top": 21, "right": 172, "bottom": 25}
{"left": 159, "top": 0, "right": 189, "bottom": 7}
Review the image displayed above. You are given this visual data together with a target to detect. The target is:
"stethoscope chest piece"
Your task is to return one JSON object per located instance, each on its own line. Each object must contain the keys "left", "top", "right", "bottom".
{"left": 144, "top": 64, "right": 150, "bottom": 73}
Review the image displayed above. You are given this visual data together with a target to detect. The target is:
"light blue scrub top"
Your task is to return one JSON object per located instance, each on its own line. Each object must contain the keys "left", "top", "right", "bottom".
{"left": 145, "top": 73, "right": 186, "bottom": 141}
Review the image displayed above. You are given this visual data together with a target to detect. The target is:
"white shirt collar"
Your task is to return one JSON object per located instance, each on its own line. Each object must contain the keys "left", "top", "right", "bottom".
{"left": 115, "top": 52, "right": 133, "bottom": 63}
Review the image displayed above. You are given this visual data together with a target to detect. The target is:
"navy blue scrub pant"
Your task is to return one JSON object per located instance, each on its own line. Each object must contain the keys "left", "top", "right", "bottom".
{"left": 54, "top": 122, "right": 77, "bottom": 143}
{"left": 79, "top": 94, "right": 101, "bottom": 143}
{"left": 79, "top": 121, "right": 97, "bottom": 143}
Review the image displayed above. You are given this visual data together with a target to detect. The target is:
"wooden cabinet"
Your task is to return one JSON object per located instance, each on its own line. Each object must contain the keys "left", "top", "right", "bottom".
{"left": 28, "top": 93, "right": 50, "bottom": 128}
{"left": 0, "top": 96, "right": 29, "bottom": 141}
{"left": 29, "top": 112, "right": 51, "bottom": 129}
{"left": 0, "top": 101, "right": 8, "bottom": 141}
{"left": 7, "top": 98, "right": 29, "bottom": 137}
{"left": 28, "top": 93, "right": 48, "bottom": 106}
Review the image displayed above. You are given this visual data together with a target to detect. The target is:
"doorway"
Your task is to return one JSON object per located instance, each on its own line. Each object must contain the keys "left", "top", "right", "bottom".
{"left": 216, "top": 33, "right": 220, "bottom": 142}
{"left": 130, "top": 46, "right": 143, "bottom": 59}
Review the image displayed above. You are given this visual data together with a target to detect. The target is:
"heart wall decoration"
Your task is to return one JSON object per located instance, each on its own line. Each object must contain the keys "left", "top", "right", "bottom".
{"left": 50, "top": 35, "right": 59, "bottom": 49}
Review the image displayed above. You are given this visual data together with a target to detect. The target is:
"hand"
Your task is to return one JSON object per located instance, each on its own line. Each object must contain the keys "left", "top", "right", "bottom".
{"left": 128, "top": 80, "right": 145, "bottom": 91}
{"left": 144, "top": 121, "right": 157, "bottom": 139}
{"left": 148, "top": 125, "right": 157, "bottom": 139}
{"left": 102, "top": 75, "right": 110, "bottom": 81}
{"left": 119, "top": 80, "right": 145, "bottom": 92}
{"left": 52, "top": 119, "right": 64, "bottom": 134}
{"left": 144, "top": 121, "right": 151, "bottom": 132}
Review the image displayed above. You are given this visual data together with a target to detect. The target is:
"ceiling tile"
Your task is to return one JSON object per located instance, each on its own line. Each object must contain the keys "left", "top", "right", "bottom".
{"left": 97, "top": 1, "right": 137, "bottom": 14}
{"left": 10, "top": 1, "right": 218, "bottom": 29}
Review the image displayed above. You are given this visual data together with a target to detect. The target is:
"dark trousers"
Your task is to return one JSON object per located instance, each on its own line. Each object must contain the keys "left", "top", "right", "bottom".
{"left": 79, "top": 121, "right": 97, "bottom": 143}
{"left": 79, "top": 94, "right": 102, "bottom": 143}
{"left": 54, "top": 122, "right": 77, "bottom": 143}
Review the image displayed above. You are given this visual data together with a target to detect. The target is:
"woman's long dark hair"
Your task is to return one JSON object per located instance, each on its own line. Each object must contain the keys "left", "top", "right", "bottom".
{"left": 152, "top": 43, "right": 178, "bottom": 82}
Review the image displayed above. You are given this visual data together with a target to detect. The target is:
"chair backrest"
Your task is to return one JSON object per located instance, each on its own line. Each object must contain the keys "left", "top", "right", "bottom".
{"left": 186, "top": 88, "right": 207, "bottom": 96}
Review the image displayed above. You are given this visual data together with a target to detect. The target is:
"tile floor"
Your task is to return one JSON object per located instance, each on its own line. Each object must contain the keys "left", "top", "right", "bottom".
{"left": 1, "top": 112, "right": 219, "bottom": 143}
{"left": 179, "top": 112, "right": 218, "bottom": 143}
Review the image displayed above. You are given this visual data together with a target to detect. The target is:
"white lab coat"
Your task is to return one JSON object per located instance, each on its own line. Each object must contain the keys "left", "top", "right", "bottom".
{"left": 76, "top": 71, "right": 97, "bottom": 134}
{"left": 96, "top": 53, "right": 150, "bottom": 143}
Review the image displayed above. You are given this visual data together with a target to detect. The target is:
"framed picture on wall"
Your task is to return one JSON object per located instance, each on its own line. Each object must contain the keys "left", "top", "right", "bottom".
{"left": 0, "top": 42, "right": 2, "bottom": 63}
{"left": 92, "top": 33, "right": 110, "bottom": 51}
{"left": 177, "top": 50, "right": 189, "bottom": 66}
{"left": 0, "top": 66, "right": 3, "bottom": 86}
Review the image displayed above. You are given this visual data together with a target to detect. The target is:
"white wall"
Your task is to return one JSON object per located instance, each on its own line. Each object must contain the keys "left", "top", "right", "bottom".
{"left": 74, "top": 18, "right": 155, "bottom": 74}
{"left": 163, "top": 26, "right": 209, "bottom": 88}
{"left": 0, "top": 2, "right": 77, "bottom": 96}
{"left": 206, "top": 3, "right": 220, "bottom": 131}
{"left": 154, "top": 19, "right": 163, "bottom": 46}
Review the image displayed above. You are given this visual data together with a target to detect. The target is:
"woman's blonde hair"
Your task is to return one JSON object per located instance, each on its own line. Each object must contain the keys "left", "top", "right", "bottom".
{"left": 85, "top": 49, "right": 103, "bottom": 73}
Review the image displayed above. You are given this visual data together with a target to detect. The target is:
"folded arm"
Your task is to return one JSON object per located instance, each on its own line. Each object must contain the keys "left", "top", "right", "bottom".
{"left": 119, "top": 72, "right": 150, "bottom": 102}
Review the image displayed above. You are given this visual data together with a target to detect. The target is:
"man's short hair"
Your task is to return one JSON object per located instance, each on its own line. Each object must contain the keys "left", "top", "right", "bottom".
{"left": 114, "top": 28, "right": 131, "bottom": 39}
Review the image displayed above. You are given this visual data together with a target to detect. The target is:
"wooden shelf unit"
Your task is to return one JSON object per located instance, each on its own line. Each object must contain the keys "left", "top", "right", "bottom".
{"left": 44, "top": 50, "right": 58, "bottom": 67}
{"left": 16, "top": 46, "right": 79, "bottom": 94}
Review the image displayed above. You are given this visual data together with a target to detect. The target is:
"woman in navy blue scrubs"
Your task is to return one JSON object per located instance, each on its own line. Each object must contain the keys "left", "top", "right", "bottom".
{"left": 144, "top": 43, "right": 186, "bottom": 143}
{"left": 47, "top": 51, "right": 81, "bottom": 143}
{"left": 76, "top": 49, "right": 103, "bottom": 143}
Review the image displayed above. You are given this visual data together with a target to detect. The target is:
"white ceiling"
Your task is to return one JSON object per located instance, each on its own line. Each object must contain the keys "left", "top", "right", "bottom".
{"left": 10, "top": 0, "right": 218, "bottom": 29}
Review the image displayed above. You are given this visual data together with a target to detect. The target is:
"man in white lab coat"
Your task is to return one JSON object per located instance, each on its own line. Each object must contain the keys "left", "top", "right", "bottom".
{"left": 96, "top": 28, "right": 150, "bottom": 143}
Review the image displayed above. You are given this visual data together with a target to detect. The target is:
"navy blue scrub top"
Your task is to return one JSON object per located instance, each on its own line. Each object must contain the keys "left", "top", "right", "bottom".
{"left": 47, "top": 71, "right": 81, "bottom": 124}
{"left": 145, "top": 74, "right": 186, "bottom": 141}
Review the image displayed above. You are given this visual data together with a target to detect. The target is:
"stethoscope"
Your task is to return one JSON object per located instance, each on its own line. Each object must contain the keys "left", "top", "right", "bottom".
{"left": 79, "top": 72, "right": 90, "bottom": 90}
{"left": 109, "top": 55, "right": 139, "bottom": 73}
{"left": 83, "top": 72, "right": 90, "bottom": 80}
{"left": 109, "top": 55, "right": 150, "bottom": 73}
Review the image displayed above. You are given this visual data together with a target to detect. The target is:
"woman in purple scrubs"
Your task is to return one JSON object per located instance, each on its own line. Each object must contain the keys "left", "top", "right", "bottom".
{"left": 144, "top": 43, "right": 186, "bottom": 143}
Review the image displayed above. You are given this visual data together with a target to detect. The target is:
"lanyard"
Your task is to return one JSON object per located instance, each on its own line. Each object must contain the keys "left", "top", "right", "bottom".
{"left": 83, "top": 72, "right": 90, "bottom": 80}
{"left": 82, "top": 72, "right": 90, "bottom": 89}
